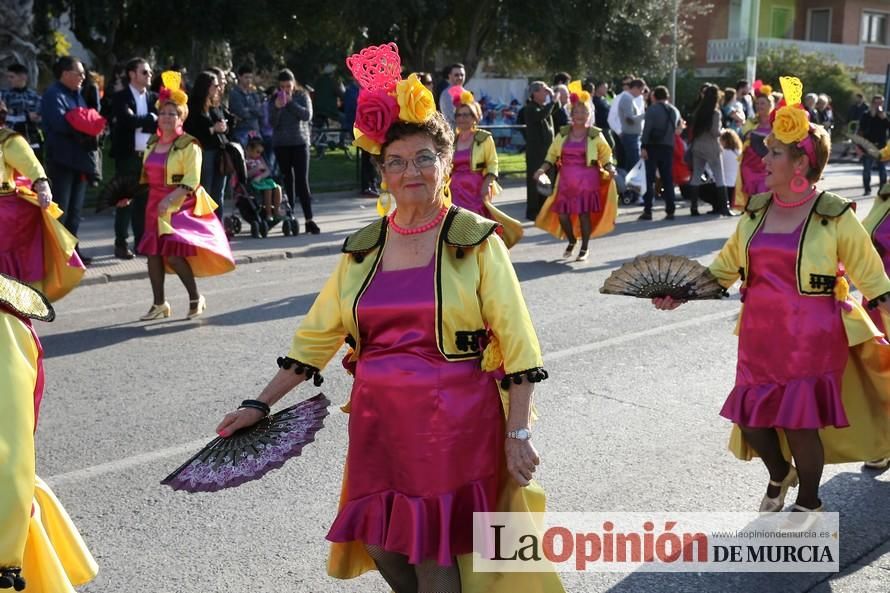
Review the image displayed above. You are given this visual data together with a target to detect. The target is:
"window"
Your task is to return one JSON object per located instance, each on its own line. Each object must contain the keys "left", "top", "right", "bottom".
{"left": 808, "top": 9, "right": 831, "bottom": 42}
{"left": 862, "top": 11, "right": 888, "bottom": 45}
{"left": 729, "top": 0, "right": 744, "bottom": 38}
{"left": 770, "top": 7, "right": 793, "bottom": 39}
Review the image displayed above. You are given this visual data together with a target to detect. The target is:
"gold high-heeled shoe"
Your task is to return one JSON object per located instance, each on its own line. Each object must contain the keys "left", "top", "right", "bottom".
{"left": 140, "top": 302, "right": 171, "bottom": 321}
{"left": 187, "top": 295, "right": 206, "bottom": 319}
{"left": 759, "top": 466, "right": 799, "bottom": 513}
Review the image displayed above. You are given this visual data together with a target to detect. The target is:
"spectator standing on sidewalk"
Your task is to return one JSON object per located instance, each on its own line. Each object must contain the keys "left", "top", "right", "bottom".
{"left": 343, "top": 75, "right": 378, "bottom": 196}
{"left": 39, "top": 56, "right": 97, "bottom": 264}
{"left": 1, "top": 64, "right": 43, "bottom": 157}
{"left": 229, "top": 65, "right": 264, "bottom": 146}
{"left": 110, "top": 57, "right": 157, "bottom": 259}
{"left": 522, "top": 81, "right": 556, "bottom": 220}
{"left": 639, "top": 86, "right": 679, "bottom": 221}
{"left": 617, "top": 78, "right": 646, "bottom": 171}
{"left": 859, "top": 95, "right": 890, "bottom": 195}
{"left": 184, "top": 71, "right": 229, "bottom": 221}
{"left": 592, "top": 81, "right": 611, "bottom": 136}
{"left": 438, "top": 63, "right": 466, "bottom": 127}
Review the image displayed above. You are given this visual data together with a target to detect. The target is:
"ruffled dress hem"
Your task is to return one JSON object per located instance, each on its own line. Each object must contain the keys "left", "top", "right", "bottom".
{"left": 720, "top": 373, "right": 849, "bottom": 429}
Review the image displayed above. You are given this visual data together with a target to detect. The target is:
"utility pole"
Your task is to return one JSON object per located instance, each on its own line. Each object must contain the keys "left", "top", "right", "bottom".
{"left": 746, "top": 0, "right": 761, "bottom": 83}
{"left": 669, "top": 0, "right": 679, "bottom": 100}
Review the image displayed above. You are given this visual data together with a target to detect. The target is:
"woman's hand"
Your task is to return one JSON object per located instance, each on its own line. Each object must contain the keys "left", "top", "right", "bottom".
{"left": 505, "top": 439, "right": 540, "bottom": 486}
{"left": 212, "top": 121, "right": 228, "bottom": 134}
{"left": 216, "top": 408, "right": 266, "bottom": 438}
{"left": 33, "top": 180, "right": 52, "bottom": 208}
{"left": 652, "top": 295, "right": 685, "bottom": 310}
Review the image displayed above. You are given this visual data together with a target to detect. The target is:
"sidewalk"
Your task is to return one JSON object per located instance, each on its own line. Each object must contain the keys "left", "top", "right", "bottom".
{"left": 75, "top": 163, "right": 871, "bottom": 286}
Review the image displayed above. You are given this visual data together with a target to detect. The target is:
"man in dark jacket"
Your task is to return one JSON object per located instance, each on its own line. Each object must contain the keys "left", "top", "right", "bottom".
{"left": 522, "top": 81, "right": 556, "bottom": 219}
{"left": 40, "top": 56, "right": 97, "bottom": 263}
{"left": 859, "top": 95, "right": 890, "bottom": 195}
{"left": 639, "top": 86, "right": 680, "bottom": 220}
{"left": 109, "top": 57, "right": 157, "bottom": 259}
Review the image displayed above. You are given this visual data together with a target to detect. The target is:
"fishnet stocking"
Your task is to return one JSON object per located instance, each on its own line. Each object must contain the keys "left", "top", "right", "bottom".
{"left": 415, "top": 558, "right": 461, "bottom": 593}
{"left": 364, "top": 546, "right": 461, "bottom": 593}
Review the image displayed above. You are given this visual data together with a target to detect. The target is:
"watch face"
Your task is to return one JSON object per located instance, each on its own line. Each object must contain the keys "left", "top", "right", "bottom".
{"left": 516, "top": 429, "right": 530, "bottom": 440}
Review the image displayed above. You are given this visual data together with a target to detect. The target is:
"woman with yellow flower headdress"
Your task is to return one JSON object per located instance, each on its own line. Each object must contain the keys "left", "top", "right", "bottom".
{"left": 736, "top": 84, "right": 775, "bottom": 211}
{"left": 214, "top": 43, "right": 564, "bottom": 593}
{"left": 136, "top": 71, "right": 235, "bottom": 321}
{"left": 533, "top": 80, "right": 619, "bottom": 261}
{"left": 655, "top": 76, "right": 890, "bottom": 515}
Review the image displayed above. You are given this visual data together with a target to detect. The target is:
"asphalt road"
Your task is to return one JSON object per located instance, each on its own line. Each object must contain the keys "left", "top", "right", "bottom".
{"left": 34, "top": 163, "right": 890, "bottom": 592}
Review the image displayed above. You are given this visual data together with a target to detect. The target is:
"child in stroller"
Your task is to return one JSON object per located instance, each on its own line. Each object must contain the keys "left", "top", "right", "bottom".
{"left": 226, "top": 140, "right": 298, "bottom": 238}
{"left": 245, "top": 138, "right": 283, "bottom": 226}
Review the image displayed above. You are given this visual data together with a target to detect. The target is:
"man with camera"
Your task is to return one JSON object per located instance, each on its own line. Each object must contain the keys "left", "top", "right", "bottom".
{"left": 859, "top": 95, "right": 890, "bottom": 195}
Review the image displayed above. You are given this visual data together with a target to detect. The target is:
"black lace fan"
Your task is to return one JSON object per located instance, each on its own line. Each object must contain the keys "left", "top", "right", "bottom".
{"left": 96, "top": 175, "right": 143, "bottom": 213}
{"left": 600, "top": 254, "right": 727, "bottom": 300}
{"left": 161, "top": 393, "right": 331, "bottom": 493}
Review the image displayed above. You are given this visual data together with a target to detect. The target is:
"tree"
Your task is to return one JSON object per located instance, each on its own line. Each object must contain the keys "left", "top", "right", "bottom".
{"left": 1, "top": 0, "right": 40, "bottom": 83}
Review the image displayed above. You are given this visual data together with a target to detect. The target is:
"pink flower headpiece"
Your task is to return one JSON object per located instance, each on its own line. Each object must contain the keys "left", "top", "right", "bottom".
{"left": 346, "top": 43, "right": 437, "bottom": 154}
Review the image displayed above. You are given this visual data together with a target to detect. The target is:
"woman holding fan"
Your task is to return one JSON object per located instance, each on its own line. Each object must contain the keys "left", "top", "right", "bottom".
{"left": 655, "top": 77, "right": 890, "bottom": 514}
{"left": 215, "top": 44, "right": 563, "bottom": 593}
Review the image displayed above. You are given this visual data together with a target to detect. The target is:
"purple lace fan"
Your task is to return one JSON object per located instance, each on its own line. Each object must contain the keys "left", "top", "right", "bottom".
{"left": 161, "top": 393, "right": 330, "bottom": 493}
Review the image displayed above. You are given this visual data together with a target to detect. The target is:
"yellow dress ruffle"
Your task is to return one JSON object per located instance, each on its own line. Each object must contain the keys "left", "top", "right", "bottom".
{"left": 21, "top": 477, "right": 99, "bottom": 592}
{"left": 535, "top": 173, "right": 618, "bottom": 241}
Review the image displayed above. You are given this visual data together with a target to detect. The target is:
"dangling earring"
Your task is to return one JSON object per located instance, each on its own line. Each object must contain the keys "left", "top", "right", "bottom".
{"left": 441, "top": 175, "right": 453, "bottom": 207}
{"left": 790, "top": 168, "right": 809, "bottom": 193}
{"left": 376, "top": 180, "right": 392, "bottom": 216}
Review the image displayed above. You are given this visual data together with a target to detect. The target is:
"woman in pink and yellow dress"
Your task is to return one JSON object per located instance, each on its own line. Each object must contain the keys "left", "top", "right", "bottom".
{"left": 533, "top": 81, "right": 618, "bottom": 261}
{"left": 0, "top": 100, "right": 84, "bottom": 302}
{"left": 450, "top": 90, "right": 523, "bottom": 247}
{"left": 215, "top": 44, "right": 564, "bottom": 593}
{"left": 735, "top": 87, "right": 774, "bottom": 211}
{"left": 655, "top": 77, "right": 890, "bottom": 514}
{"left": 137, "top": 72, "right": 234, "bottom": 321}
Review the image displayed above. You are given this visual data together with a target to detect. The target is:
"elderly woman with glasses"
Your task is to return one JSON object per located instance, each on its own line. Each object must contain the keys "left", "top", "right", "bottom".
{"left": 215, "top": 44, "right": 563, "bottom": 593}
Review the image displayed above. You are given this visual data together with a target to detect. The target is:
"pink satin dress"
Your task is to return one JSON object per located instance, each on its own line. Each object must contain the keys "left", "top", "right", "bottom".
{"left": 450, "top": 147, "right": 486, "bottom": 216}
{"left": 720, "top": 223, "right": 850, "bottom": 429}
{"left": 553, "top": 139, "right": 600, "bottom": 215}
{"left": 326, "top": 257, "right": 503, "bottom": 566}
{"left": 137, "top": 151, "right": 233, "bottom": 273}
{"left": 0, "top": 192, "right": 43, "bottom": 282}
{"left": 866, "top": 214, "right": 890, "bottom": 334}
{"left": 740, "top": 124, "right": 770, "bottom": 197}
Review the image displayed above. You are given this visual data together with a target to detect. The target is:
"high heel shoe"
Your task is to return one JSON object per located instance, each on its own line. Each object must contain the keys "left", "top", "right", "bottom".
{"left": 759, "top": 466, "right": 799, "bottom": 513}
{"left": 187, "top": 295, "right": 206, "bottom": 319}
{"left": 140, "top": 302, "right": 171, "bottom": 321}
{"left": 563, "top": 243, "right": 576, "bottom": 258}
{"left": 576, "top": 248, "right": 589, "bottom": 262}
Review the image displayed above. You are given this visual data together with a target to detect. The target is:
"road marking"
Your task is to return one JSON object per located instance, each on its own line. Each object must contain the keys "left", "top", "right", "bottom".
{"left": 44, "top": 308, "right": 737, "bottom": 486}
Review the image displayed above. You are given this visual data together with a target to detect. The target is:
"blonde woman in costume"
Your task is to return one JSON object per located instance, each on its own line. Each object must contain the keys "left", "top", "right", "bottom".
{"left": 0, "top": 100, "right": 84, "bottom": 301}
{"left": 138, "top": 73, "right": 235, "bottom": 321}
{"left": 655, "top": 77, "right": 890, "bottom": 514}
{"left": 216, "top": 44, "right": 564, "bottom": 593}
{"left": 0, "top": 274, "right": 98, "bottom": 592}
{"left": 449, "top": 89, "right": 523, "bottom": 247}
{"left": 534, "top": 81, "right": 618, "bottom": 261}
{"left": 735, "top": 86, "right": 774, "bottom": 211}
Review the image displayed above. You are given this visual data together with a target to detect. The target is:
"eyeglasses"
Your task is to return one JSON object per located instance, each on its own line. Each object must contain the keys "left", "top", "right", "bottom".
{"left": 382, "top": 152, "right": 440, "bottom": 174}
{"left": 141, "top": 70, "right": 152, "bottom": 76}
{"left": 455, "top": 113, "right": 474, "bottom": 119}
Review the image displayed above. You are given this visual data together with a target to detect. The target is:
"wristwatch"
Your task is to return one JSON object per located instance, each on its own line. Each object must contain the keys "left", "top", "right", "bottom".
{"left": 506, "top": 428, "right": 532, "bottom": 441}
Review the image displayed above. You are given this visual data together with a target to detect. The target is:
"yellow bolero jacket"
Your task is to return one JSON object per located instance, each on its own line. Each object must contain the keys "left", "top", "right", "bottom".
{"left": 465, "top": 129, "right": 499, "bottom": 179}
{"left": 286, "top": 207, "right": 545, "bottom": 389}
{"left": 709, "top": 191, "right": 890, "bottom": 345}
{"left": 543, "top": 125, "right": 612, "bottom": 169}
{"left": 863, "top": 186, "right": 890, "bottom": 237}
{"left": 0, "top": 129, "right": 46, "bottom": 192}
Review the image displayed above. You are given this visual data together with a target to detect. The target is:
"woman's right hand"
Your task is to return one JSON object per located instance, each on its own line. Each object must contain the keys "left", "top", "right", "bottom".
{"left": 652, "top": 296, "right": 684, "bottom": 310}
{"left": 212, "top": 121, "right": 227, "bottom": 134}
{"left": 216, "top": 407, "right": 266, "bottom": 438}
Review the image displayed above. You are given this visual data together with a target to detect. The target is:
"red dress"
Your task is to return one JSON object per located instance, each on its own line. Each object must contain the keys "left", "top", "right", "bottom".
{"left": 326, "top": 257, "right": 503, "bottom": 566}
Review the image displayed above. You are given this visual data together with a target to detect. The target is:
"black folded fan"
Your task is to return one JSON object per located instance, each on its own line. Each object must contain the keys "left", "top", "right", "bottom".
{"left": 600, "top": 254, "right": 727, "bottom": 300}
{"left": 161, "top": 393, "right": 330, "bottom": 493}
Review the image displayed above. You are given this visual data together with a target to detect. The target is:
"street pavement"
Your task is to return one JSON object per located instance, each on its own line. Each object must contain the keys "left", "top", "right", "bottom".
{"left": 33, "top": 162, "right": 890, "bottom": 592}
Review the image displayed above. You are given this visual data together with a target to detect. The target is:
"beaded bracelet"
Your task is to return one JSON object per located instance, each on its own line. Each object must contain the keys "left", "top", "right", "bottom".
{"left": 238, "top": 399, "right": 271, "bottom": 416}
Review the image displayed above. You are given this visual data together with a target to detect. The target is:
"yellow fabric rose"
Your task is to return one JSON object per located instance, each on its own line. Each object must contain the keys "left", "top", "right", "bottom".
{"left": 460, "top": 89, "right": 474, "bottom": 106}
{"left": 352, "top": 127, "right": 382, "bottom": 155}
{"left": 772, "top": 106, "right": 810, "bottom": 144}
{"left": 395, "top": 74, "right": 436, "bottom": 123}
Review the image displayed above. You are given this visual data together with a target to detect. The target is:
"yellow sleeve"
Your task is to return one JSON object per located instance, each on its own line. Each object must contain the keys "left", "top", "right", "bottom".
{"left": 286, "top": 255, "right": 349, "bottom": 369}
{"left": 483, "top": 136, "right": 498, "bottom": 178}
{"left": 543, "top": 136, "right": 562, "bottom": 167}
{"left": 478, "top": 235, "right": 544, "bottom": 373}
{"left": 837, "top": 210, "right": 890, "bottom": 300}
{"left": 0, "top": 313, "right": 38, "bottom": 569}
{"left": 880, "top": 144, "right": 890, "bottom": 162}
{"left": 596, "top": 135, "right": 613, "bottom": 167}
{"left": 708, "top": 223, "right": 743, "bottom": 289}
{"left": 178, "top": 143, "right": 203, "bottom": 190}
{"left": 3, "top": 134, "right": 46, "bottom": 182}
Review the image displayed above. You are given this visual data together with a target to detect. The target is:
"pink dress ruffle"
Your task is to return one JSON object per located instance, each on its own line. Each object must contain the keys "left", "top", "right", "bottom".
{"left": 450, "top": 147, "right": 486, "bottom": 216}
{"left": 720, "top": 223, "right": 850, "bottom": 429}
{"left": 552, "top": 139, "right": 601, "bottom": 215}
{"left": 326, "top": 258, "right": 503, "bottom": 566}
{"left": 0, "top": 192, "right": 44, "bottom": 282}
{"left": 865, "top": 212, "right": 890, "bottom": 334}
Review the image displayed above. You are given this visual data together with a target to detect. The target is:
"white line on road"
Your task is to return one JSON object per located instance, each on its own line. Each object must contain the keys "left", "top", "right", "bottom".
{"left": 44, "top": 308, "right": 738, "bottom": 486}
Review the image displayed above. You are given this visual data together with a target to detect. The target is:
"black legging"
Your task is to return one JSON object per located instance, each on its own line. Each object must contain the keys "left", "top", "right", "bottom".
{"left": 273, "top": 144, "right": 314, "bottom": 221}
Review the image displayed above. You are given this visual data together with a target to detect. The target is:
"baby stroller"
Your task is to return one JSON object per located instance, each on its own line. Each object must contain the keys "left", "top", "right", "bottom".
{"left": 224, "top": 143, "right": 298, "bottom": 238}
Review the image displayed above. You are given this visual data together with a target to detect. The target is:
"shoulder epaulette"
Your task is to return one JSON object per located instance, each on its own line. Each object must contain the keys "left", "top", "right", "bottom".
{"left": 342, "top": 217, "right": 386, "bottom": 254}
{"left": 0, "top": 273, "right": 55, "bottom": 321}
{"left": 473, "top": 129, "right": 492, "bottom": 143}
{"left": 588, "top": 126, "right": 602, "bottom": 139}
{"left": 173, "top": 133, "right": 198, "bottom": 150}
{"left": 813, "top": 192, "right": 854, "bottom": 218}
{"left": 0, "top": 128, "right": 18, "bottom": 145}
{"left": 745, "top": 192, "right": 772, "bottom": 212}
{"left": 558, "top": 125, "right": 571, "bottom": 137}
{"left": 443, "top": 207, "right": 498, "bottom": 247}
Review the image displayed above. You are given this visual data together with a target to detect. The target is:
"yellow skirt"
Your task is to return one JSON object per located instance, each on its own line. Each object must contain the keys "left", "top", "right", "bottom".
{"left": 535, "top": 175, "right": 618, "bottom": 241}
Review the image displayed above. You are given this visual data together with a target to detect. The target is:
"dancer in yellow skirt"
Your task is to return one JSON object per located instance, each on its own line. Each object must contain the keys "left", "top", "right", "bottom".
{"left": 533, "top": 81, "right": 618, "bottom": 261}
{"left": 0, "top": 102, "right": 84, "bottom": 302}
{"left": 0, "top": 274, "right": 98, "bottom": 591}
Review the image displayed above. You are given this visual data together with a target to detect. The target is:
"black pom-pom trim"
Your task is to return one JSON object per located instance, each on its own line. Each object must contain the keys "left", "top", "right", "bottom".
{"left": 0, "top": 567, "right": 25, "bottom": 591}
{"left": 345, "top": 334, "right": 357, "bottom": 349}
{"left": 821, "top": 218, "right": 829, "bottom": 226}
{"left": 277, "top": 356, "right": 324, "bottom": 386}
{"left": 867, "top": 292, "right": 890, "bottom": 310}
{"left": 499, "top": 367, "right": 550, "bottom": 390}
{"left": 353, "top": 253, "right": 365, "bottom": 263}
{"left": 749, "top": 213, "right": 756, "bottom": 219}
{"left": 456, "top": 246, "right": 465, "bottom": 259}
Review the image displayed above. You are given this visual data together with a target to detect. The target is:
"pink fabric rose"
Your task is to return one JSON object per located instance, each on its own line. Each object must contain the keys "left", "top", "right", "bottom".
{"left": 355, "top": 91, "right": 399, "bottom": 145}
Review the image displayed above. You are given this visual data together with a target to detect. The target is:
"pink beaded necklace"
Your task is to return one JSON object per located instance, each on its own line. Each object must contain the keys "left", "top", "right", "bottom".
{"left": 772, "top": 188, "right": 818, "bottom": 209}
{"left": 388, "top": 206, "right": 448, "bottom": 235}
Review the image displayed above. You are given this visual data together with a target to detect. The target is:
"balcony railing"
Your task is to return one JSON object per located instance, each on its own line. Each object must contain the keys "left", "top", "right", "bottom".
{"left": 707, "top": 38, "right": 864, "bottom": 68}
